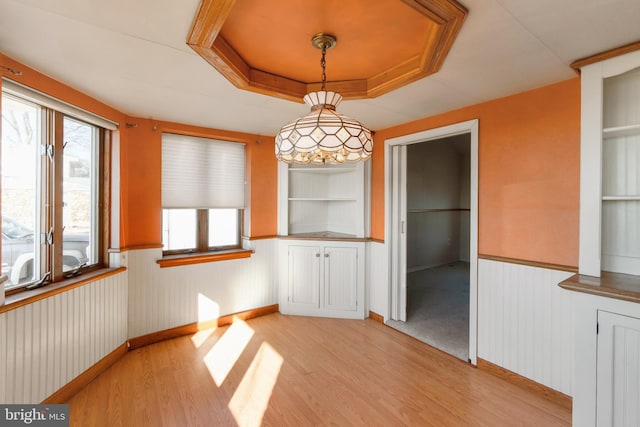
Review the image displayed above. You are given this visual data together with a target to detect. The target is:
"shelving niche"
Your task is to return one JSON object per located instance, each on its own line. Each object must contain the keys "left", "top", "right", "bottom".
{"left": 601, "top": 65, "right": 640, "bottom": 275}
{"left": 278, "top": 162, "right": 369, "bottom": 238}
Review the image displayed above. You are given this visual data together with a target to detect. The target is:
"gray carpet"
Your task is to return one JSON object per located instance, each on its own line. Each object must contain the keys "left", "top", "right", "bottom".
{"left": 387, "top": 261, "right": 470, "bottom": 361}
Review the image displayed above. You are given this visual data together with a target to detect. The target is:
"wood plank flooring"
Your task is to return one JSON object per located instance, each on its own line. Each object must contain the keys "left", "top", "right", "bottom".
{"left": 67, "top": 313, "right": 571, "bottom": 426}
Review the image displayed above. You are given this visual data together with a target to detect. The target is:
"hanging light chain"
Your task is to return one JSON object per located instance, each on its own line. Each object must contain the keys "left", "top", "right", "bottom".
{"left": 320, "top": 44, "right": 327, "bottom": 91}
{"left": 312, "top": 33, "right": 335, "bottom": 92}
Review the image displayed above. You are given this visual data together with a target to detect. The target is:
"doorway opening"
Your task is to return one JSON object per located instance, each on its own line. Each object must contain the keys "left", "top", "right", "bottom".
{"left": 385, "top": 120, "right": 478, "bottom": 364}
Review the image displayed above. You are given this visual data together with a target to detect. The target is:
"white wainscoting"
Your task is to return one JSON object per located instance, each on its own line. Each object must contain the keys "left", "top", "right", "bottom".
{"left": 0, "top": 313, "right": 6, "bottom": 403}
{"left": 478, "top": 258, "right": 575, "bottom": 396}
{"left": 126, "top": 238, "right": 279, "bottom": 339}
{"left": 367, "top": 241, "right": 389, "bottom": 320}
{"left": 0, "top": 271, "right": 128, "bottom": 403}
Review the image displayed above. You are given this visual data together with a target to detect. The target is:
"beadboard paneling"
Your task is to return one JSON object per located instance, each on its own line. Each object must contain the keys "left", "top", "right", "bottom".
{"left": 324, "top": 246, "right": 358, "bottom": 311}
{"left": 601, "top": 66, "right": 640, "bottom": 275}
{"left": 602, "top": 200, "right": 640, "bottom": 274}
{"left": 478, "top": 258, "right": 575, "bottom": 396}
{"left": 367, "top": 241, "right": 388, "bottom": 319}
{"left": 127, "top": 239, "right": 279, "bottom": 339}
{"left": 596, "top": 310, "right": 640, "bottom": 426}
{"left": 1, "top": 271, "right": 127, "bottom": 403}
{"left": 0, "top": 313, "right": 6, "bottom": 403}
{"left": 602, "top": 134, "right": 640, "bottom": 196}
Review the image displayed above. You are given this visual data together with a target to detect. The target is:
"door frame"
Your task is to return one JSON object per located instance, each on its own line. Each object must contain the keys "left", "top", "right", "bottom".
{"left": 385, "top": 119, "right": 479, "bottom": 365}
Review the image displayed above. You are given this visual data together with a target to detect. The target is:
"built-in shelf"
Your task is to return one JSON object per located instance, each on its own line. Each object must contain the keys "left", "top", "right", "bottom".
{"left": 289, "top": 167, "right": 357, "bottom": 174}
{"left": 279, "top": 161, "right": 368, "bottom": 238}
{"left": 602, "top": 196, "right": 640, "bottom": 201}
{"left": 289, "top": 198, "right": 357, "bottom": 202}
{"left": 283, "top": 231, "right": 361, "bottom": 240}
{"left": 598, "top": 65, "right": 640, "bottom": 276}
{"left": 408, "top": 208, "right": 470, "bottom": 213}
{"left": 603, "top": 123, "right": 640, "bottom": 138}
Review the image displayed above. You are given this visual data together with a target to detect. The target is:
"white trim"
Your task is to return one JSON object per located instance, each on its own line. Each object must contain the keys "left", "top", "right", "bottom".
{"left": 389, "top": 146, "right": 407, "bottom": 321}
{"left": 2, "top": 78, "right": 118, "bottom": 130}
{"left": 579, "top": 61, "right": 604, "bottom": 277}
{"left": 385, "top": 119, "right": 479, "bottom": 364}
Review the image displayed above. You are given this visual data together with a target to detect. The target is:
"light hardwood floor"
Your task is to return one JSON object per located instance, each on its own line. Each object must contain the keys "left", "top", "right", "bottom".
{"left": 68, "top": 313, "right": 571, "bottom": 426}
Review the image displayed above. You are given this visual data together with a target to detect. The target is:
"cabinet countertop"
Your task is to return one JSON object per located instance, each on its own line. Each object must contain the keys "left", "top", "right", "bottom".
{"left": 559, "top": 271, "right": 640, "bottom": 303}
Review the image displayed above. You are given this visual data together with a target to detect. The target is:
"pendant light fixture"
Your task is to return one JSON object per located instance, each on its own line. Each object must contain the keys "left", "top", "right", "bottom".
{"left": 275, "top": 33, "right": 373, "bottom": 165}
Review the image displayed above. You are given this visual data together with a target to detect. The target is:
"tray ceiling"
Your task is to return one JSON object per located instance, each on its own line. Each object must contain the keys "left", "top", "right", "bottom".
{"left": 187, "top": 0, "right": 467, "bottom": 101}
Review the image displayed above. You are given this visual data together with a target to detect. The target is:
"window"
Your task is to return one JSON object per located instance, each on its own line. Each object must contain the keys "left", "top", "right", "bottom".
{"left": 162, "top": 208, "right": 240, "bottom": 253}
{"left": 1, "top": 81, "right": 110, "bottom": 292}
{"left": 161, "top": 133, "right": 245, "bottom": 255}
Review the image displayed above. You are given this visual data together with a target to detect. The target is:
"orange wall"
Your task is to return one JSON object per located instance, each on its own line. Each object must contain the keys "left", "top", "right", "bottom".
{"left": 372, "top": 78, "right": 581, "bottom": 267}
{"left": 2, "top": 53, "right": 580, "bottom": 265}
{"left": 0, "top": 53, "right": 278, "bottom": 250}
{"left": 121, "top": 119, "right": 278, "bottom": 247}
{"left": 118, "top": 120, "right": 161, "bottom": 248}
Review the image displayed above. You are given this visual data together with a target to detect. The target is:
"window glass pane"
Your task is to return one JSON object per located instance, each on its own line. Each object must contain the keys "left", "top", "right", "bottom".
{"left": 1, "top": 94, "right": 41, "bottom": 288}
{"left": 62, "top": 117, "right": 96, "bottom": 271}
{"left": 208, "top": 209, "right": 239, "bottom": 247}
{"left": 163, "top": 209, "right": 197, "bottom": 251}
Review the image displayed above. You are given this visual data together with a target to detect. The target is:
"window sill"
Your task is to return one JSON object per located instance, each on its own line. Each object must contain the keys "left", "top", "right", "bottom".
{"left": 1, "top": 267, "right": 127, "bottom": 314}
{"left": 156, "top": 248, "right": 253, "bottom": 268}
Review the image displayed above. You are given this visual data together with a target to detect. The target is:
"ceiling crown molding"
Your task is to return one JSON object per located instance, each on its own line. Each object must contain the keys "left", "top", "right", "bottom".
{"left": 187, "top": 0, "right": 467, "bottom": 102}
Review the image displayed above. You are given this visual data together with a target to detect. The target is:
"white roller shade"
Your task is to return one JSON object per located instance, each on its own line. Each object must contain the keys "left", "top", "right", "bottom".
{"left": 162, "top": 133, "right": 245, "bottom": 209}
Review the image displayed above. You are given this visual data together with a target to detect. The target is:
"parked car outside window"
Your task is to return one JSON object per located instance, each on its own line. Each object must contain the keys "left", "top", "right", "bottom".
{"left": 2, "top": 215, "right": 89, "bottom": 288}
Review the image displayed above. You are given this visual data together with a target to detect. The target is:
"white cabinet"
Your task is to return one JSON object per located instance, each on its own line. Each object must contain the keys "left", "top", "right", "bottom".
{"left": 597, "top": 310, "right": 640, "bottom": 427}
{"left": 279, "top": 240, "right": 365, "bottom": 319}
{"left": 276, "top": 159, "right": 370, "bottom": 320}
{"left": 567, "top": 285, "right": 640, "bottom": 427}
{"left": 570, "top": 44, "right": 640, "bottom": 427}
{"left": 287, "top": 244, "right": 321, "bottom": 310}
{"left": 277, "top": 161, "right": 369, "bottom": 238}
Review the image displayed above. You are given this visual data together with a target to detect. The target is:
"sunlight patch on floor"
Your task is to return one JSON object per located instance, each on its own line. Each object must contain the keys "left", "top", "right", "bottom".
{"left": 229, "top": 342, "right": 283, "bottom": 427}
{"left": 203, "top": 320, "right": 255, "bottom": 386}
{"left": 191, "top": 329, "right": 215, "bottom": 348}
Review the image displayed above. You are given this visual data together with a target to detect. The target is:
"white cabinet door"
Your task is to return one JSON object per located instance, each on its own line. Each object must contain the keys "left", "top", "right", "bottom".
{"left": 280, "top": 240, "right": 364, "bottom": 319}
{"left": 324, "top": 246, "right": 358, "bottom": 312}
{"left": 287, "top": 245, "right": 320, "bottom": 309}
{"left": 597, "top": 310, "right": 640, "bottom": 427}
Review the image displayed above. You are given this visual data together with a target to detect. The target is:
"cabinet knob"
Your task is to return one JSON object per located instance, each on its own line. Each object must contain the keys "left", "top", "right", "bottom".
{"left": 325, "top": 253, "right": 330, "bottom": 258}
{"left": 315, "top": 253, "right": 320, "bottom": 257}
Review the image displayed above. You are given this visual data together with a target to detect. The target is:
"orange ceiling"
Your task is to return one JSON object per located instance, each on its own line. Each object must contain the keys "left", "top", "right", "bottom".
{"left": 187, "top": 0, "right": 467, "bottom": 101}
{"left": 220, "top": 0, "right": 433, "bottom": 83}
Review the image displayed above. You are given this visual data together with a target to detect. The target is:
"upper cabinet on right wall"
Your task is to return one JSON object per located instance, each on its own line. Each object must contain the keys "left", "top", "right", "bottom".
{"left": 576, "top": 45, "right": 640, "bottom": 277}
